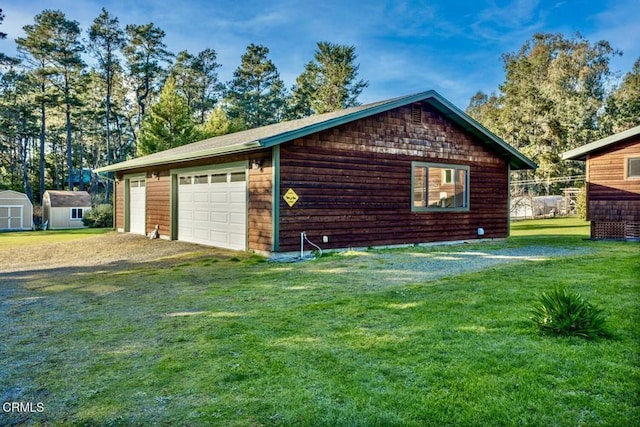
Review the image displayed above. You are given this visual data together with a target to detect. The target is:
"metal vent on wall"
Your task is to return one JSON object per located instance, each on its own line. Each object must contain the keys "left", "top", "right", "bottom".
{"left": 411, "top": 103, "right": 422, "bottom": 124}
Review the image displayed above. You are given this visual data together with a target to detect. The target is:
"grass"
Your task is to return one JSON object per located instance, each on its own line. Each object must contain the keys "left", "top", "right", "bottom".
{"left": 510, "top": 216, "right": 590, "bottom": 237}
{"left": 1, "top": 219, "right": 638, "bottom": 426}
{"left": 0, "top": 228, "right": 111, "bottom": 249}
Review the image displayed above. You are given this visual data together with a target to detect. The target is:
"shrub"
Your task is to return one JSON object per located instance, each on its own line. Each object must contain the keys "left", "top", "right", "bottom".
{"left": 575, "top": 187, "right": 587, "bottom": 220}
{"left": 530, "top": 288, "right": 609, "bottom": 339}
{"left": 82, "top": 204, "right": 113, "bottom": 228}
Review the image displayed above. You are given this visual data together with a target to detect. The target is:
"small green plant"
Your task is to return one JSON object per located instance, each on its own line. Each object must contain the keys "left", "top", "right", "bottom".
{"left": 530, "top": 288, "right": 609, "bottom": 339}
{"left": 82, "top": 204, "right": 113, "bottom": 228}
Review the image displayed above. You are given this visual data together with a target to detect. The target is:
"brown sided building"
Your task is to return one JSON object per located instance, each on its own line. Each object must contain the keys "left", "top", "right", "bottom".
{"left": 563, "top": 125, "right": 640, "bottom": 240}
{"left": 96, "top": 91, "right": 535, "bottom": 255}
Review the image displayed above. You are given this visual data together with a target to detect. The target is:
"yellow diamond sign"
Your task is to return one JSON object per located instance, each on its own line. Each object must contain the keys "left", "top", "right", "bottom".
{"left": 283, "top": 188, "right": 299, "bottom": 207}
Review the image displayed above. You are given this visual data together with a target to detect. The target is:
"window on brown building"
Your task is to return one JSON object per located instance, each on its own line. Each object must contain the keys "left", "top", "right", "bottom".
{"left": 412, "top": 162, "right": 469, "bottom": 211}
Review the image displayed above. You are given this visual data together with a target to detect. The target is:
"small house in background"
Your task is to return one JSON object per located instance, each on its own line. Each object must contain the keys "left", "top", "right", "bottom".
{"left": 0, "top": 190, "right": 33, "bottom": 231}
{"left": 42, "top": 190, "right": 92, "bottom": 229}
{"left": 563, "top": 125, "right": 640, "bottom": 240}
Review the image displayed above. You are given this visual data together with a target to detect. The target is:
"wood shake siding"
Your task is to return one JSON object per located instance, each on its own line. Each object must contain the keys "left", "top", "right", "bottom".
{"left": 277, "top": 104, "right": 508, "bottom": 251}
{"left": 248, "top": 157, "right": 273, "bottom": 253}
{"left": 586, "top": 137, "right": 640, "bottom": 239}
{"left": 115, "top": 179, "right": 124, "bottom": 230}
{"left": 145, "top": 170, "right": 171, "bottom": 235}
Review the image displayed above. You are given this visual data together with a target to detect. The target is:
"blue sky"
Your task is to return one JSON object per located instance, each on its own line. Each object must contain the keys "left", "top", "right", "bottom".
{"left": 2, "top": 0, "right": 639, "bottom": 108}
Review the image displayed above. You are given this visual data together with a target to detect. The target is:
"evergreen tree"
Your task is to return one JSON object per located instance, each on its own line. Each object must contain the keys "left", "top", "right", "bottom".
{"left": 0, "top": 8, "right": 6, "bottom": 39}
{"left": 88, "top": 8, "right": 125, "bottom": 201}
{"left": 289, "top": 41, "right": 368, "bottom": 118}
{"left": 15, "top": 10, "right": 60, "bottom": 200}
{"left": 137, "top": 75, "right": 198, "bottom": 155}
{"left": 124, "top": 22, "right": 172, "bottom": 133}
{"left": 46, "top": 11, "right": 85, "bottom": 190}
{"left": 171, "top": 48, "right": 223, "bottom": 125}
{"left": 198, "top": 106, "right": 245, "bottom": 139}
{"left": 226, "top": 44, "right": 287, "bottom": 128}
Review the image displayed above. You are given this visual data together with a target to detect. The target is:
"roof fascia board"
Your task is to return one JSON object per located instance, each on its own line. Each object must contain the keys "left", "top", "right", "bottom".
{"left": 562, "top": 125, "right": 640, "bottom": 160}
{"left": 95, "top": 141, "right": 262, "bottom": 173}
{"left": 425, "top": 93, "right": 537, "bottom": 170}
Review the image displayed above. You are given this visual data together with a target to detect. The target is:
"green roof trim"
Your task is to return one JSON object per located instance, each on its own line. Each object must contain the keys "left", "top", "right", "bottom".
{"left": 95, "top": 90, "right": 536, "bottom": 173}
{"left": 562, "top": 124, "right": 640, "bottom": 161}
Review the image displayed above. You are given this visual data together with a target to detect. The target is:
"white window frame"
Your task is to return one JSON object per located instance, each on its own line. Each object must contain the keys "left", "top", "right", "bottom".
{"left": 412, "top": 161, "right": 470, "bottom": 212}
{"left": 70, "top": 208, "right": 84, "bottom": 220}
{"left": 627, "top": 157, "right": 640, "bottom": 179}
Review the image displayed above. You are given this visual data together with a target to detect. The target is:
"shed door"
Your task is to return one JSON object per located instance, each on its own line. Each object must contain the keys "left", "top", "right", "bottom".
{"left": 129, "top": 178, "right": 146, "bottom": 235}
{"left": 0, "top": 206, "right": 22, "bottom": 229}
{"left": 177, "top": 169, "right": 247, "bottom": 250}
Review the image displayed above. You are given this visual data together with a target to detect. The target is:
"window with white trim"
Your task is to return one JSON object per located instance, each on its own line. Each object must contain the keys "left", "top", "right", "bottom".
{"left": 627, "top": 157, "right": 640, "bottom": 179}
{"left": 71, "top": 208, "right": 84, "bottom": 220}
{"left": 412, "top": 162, "right": 469, "bottom": 211}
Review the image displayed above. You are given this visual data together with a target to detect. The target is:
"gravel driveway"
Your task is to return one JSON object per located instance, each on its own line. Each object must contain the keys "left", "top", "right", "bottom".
{"left": 0, "top": 232, "right": 593, "bottom": 285}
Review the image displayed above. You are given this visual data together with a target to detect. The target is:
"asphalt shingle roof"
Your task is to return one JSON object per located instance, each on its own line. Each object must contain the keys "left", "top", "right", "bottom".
{"left": 96, "top": 90, "right": 536, "bottom": 173}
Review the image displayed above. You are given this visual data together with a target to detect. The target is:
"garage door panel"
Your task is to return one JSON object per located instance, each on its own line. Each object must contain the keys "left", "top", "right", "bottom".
{"left": 210, "top": 192, "right": 229, "bottom": 203}
{"left": 210, "top": 211, "right": 229, "bottom": 223}
{"left": 229, "top": 213, "right": 245, "bottom": 224}
{"left": 193, "top": 210, "right": 210, "bottom": 221}
{"left": 193, "top": 192, "right": 209, "bottom": 203}
{"left": 178, "top": 168, "right": 247, "bottom": 250}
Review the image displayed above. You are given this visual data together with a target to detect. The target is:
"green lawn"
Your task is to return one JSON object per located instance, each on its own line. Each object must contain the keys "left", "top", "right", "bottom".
{"left": 0, "top": 228, "right": 110, "bottom": 249}
{"left": 511, "top": 217, "right": 590, "bottom": 237}
{"left": 1, "top": 220, "right": 638, "bottom": 426}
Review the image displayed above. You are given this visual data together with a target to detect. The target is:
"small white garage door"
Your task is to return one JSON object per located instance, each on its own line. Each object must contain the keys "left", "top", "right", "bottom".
{"left": 178, "top": 169, "right": 247, "bottom": 250}
{"left": 129, "top": 178, "right": 146, "bottom": 235}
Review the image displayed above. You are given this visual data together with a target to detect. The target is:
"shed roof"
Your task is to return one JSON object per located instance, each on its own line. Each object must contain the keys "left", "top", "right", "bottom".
{"left": 0, "top": 189, "right": 31, "bottom": 201}
{"left": 96, "top": 90, "right": 536, "bottom": 173}
{"left": 562, "top": 125, "right": 640, "bottom": 161}
{"left": 45, "top": 190, "right": 92, "bottom": 207}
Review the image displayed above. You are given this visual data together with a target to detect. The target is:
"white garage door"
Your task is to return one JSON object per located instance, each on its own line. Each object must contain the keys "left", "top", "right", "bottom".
{"left": 129, "top": 178, "right": 146, "bottom": 235}
{"left": 178, "top": 169, "right": 247, "bottom": 250}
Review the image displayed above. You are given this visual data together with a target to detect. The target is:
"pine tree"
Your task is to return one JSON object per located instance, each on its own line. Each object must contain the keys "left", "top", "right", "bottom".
{"left": 124, "top": 23, "right": 172, "bottom": 132}
{"left": 198, "top": 106, "right": 245, "bottom": 139}
{"left": 137, "top": 75, "right": 198, "bottom": 155}
{"left": 225, "top": 44, "right": 287, "bottom": 128}
{"left": 88, "top": 8, "right": 125, "bottom": 201}
{"left": 171, "top": 49, "right": 223, "bottom": 125}
{"left": 46, "top": 11, "right": 85, "bottom": 191}
{"left": 15, "top": 10, "right": 59, "bottom": 201}
{"left": 288, "top": 42, "right": 368, "bottom": 118}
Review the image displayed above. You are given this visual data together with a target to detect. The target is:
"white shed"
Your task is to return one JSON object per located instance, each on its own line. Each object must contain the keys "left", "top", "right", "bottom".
{"left": 0, "top": 190, "right": 33, "bottom": 231}
{"left": 43, "top": 190, "right": 92, "bottom": 229}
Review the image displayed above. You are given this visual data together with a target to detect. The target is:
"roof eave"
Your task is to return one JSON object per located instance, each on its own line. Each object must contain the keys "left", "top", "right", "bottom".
{"left": 426, "top": 93, "right": 537, "bottom": 170}
{"left": 259, "top": 90, "right": 440, "bottom": 148}
{"left": 261, "top": 90, "right": 536, "bottom": 170}
{"left": 94, "top": 141, "right": 263, "bottom": 173}
{"left": 562, "top": 124, "right": 640, "bottom": 161}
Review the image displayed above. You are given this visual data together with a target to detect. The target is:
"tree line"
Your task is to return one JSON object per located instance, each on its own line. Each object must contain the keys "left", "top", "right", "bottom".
{"left": 0, "top": 8, "right": 368, "bottom": 204}
{"left": 2, "top": 9, "right": 639, "bottom": 206}
{"left": 466, "top": 32, "right": 640, "bottom": 193}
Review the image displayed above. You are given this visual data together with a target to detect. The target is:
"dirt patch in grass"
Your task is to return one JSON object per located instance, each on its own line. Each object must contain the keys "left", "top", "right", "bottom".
{"left": 0, "top": 232, "right": 238, "bottom": 275}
